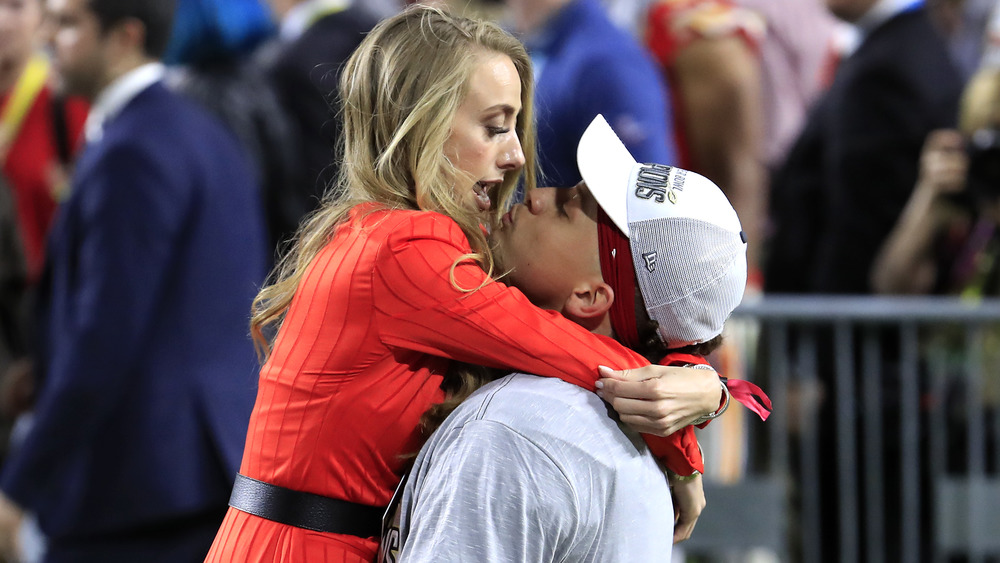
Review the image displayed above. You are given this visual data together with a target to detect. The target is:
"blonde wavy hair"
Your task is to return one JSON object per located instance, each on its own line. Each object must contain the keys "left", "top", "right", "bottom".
{"left": 960, "top": 68, "right": 1000, "bottom": 134}
{"left": 250, "top": 5, "right": 537, "bottom": 356}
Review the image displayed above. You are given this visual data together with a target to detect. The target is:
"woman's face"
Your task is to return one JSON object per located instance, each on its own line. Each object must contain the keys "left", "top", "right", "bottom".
{"left": 443, "top": 52, "right": 526, "bottom": 216}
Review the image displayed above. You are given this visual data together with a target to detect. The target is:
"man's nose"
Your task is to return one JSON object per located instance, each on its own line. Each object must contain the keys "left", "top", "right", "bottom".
{"left": 525, "top": 187, "right": 557, "bottom": 215}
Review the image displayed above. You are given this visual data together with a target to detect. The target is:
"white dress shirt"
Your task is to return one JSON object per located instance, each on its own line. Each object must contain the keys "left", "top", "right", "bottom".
{"left": 84, "top": 62, "right": 165, "bottom": 144}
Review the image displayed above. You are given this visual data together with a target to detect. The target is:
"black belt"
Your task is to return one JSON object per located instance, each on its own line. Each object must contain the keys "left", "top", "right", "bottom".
{"left": 229, "top": 473, "right": 385, "bottom": 538}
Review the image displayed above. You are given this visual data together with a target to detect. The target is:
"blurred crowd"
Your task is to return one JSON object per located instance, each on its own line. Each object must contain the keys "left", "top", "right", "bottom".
{"left": 0, "top": 0, "right": 998, "bottom": 561}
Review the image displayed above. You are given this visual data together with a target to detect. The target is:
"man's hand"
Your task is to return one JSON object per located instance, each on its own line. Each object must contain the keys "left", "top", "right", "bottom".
{"left": 668, "top": 472, "right": 706, "bottom": 543}
{"left": 596, "top": 365, "right": 721, "bottom": 436}
{"left": 0, "top": 491, "right": 24, "bottom": 562}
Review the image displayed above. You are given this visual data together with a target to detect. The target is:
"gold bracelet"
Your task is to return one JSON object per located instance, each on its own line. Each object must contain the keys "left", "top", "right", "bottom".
{"left": 668, "top": 470, "right": 701, "bottom": 482}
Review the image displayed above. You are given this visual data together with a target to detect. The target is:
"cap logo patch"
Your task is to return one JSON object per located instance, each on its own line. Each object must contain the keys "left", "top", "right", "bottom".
{"left": 635, "top": 164, "right": 685, "bottom": 205}
{"left": 642, "top": 251, "right": 658, "bottom": 273}
{"left": 634, "top": 163, "right": 673, "bottom": 203}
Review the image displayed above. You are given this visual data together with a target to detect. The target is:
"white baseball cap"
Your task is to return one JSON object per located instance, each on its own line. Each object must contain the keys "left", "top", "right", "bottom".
{"left": 577, "top": 115, "right": 748, "bottom": 348}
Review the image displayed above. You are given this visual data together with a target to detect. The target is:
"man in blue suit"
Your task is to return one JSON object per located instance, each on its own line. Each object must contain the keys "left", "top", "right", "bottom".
{"left": 0, "top": 0, "right": 268, "bottom": 561}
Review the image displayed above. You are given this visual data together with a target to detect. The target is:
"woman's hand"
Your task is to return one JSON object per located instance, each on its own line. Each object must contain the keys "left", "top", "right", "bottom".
{"left": 0, "top": 492, "right": 23, "bottom": 562}
{"left": 668, "top": 472, "right": 706, "bottom": 543}
{"left": 917, "top": 129, "right": 968, "bottom": 201}
{"left": 596, "top": 365, "right": 721, "bottom": 436}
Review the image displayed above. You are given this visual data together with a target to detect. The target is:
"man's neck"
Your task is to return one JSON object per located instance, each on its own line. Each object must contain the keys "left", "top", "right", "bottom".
{"left": 92, "top": 55, "right": 155, "bottom": 102}
{"left": 84, "top": 60, "right": 164, "bottom": 143}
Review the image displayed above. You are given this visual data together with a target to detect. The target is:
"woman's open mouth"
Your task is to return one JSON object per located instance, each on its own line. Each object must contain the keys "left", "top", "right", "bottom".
{"left": 473, "top": 182, "right": 493, "bottom": 212}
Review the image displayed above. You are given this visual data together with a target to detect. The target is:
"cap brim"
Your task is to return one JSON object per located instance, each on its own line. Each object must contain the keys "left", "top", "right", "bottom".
{"left": 577, "top": 115, "right": 636, "bottom": 236}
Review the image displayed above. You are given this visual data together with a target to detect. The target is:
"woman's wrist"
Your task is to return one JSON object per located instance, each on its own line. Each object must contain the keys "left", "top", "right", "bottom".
{"left": 692, "top": 376, "right": 730, "bottom": 425}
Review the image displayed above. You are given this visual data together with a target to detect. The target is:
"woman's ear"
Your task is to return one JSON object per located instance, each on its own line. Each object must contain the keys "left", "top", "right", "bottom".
{"left": 562, "top": 280, "right": 614, "bottom": 332}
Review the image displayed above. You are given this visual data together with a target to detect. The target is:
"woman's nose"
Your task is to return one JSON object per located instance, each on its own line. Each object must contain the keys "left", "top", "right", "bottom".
{"left": 498, "top": 135, "right": 526, "bottom": 170}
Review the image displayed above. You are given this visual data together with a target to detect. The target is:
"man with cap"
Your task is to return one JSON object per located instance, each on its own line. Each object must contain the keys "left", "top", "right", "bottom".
{"left": 392, "top": 115, "right": 769, "bottom": 562}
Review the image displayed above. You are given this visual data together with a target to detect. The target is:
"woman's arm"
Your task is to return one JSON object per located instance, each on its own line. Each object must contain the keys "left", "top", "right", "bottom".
{"left": 871, "top": 130, "right": 970, "bottom": 294}
{"left": 371, "top": 212, "right": 721, "bottom": 437}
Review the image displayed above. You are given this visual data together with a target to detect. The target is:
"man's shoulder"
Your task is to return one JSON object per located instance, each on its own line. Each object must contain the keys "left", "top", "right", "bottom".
{"left": 442, "top": 374, "right": 647, "bottom": 466}
{"left": 462, "top": 373, "right": 595, "bottom": 420}
{"left": 853, "top": 8, "right": 957, "bottom": 74}
{"left": 274, "top": 6, "right": 379, "bottom": 73}
{"left": 555, "top": 1, "right": 655, "bottom": 69}
{"left": 104, "top": 83, "right": 218, "bottom": 141}
{"left": 106, "top": 83, "right": 246, "bottom": 159}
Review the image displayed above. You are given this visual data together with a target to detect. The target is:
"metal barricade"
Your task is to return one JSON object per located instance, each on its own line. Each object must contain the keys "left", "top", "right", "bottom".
{"left": 686, "top": 296, "right": 1000, "bottom": 563}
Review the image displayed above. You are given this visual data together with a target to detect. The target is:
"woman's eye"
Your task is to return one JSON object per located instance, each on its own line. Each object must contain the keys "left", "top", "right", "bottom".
{"left": 487, "top": 126, "right": 510, "bottom": 137}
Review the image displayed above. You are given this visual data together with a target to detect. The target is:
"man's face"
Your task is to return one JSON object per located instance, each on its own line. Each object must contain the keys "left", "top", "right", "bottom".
{"left": 0, "top": 0, "right": 43, "bottom": 72}
{"left": 493, "top": 182, "right": 603, "bottom": 311}
{"left": 45, "top": 0, "right": 105, "bottom": 99}
{"left": 825, "top": 0, "right": 879, "bottom": 23}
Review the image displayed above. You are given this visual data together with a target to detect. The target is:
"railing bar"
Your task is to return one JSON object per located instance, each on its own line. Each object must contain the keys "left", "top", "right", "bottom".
{"left": 862, "top": 326, "right": 885, "bottom": 563}
{"left": 899, "top": 322, "right": 921, "bottom": 563}
{"left": 925, "top": 336, "right": 948, "bottom": 563}
{"left": 992, "top": 324, "right": 1000, "bottom": 476}
{"left": 834, "top": 322, "right": 859, "bottom": 563}
{"left": 964, "top": 324, "right": 986, "bottom": 561}
{"left": 965, "top": 325, "right": 986, "bottom": 475}
{"left": 993, "top": 396, "right": 1000, "bottom": 484}
{"left": 733, "top": 295, "right": 1000, "bottom": 322}
{"left": 799, "top": 329, "right": 823, "bottom": 563}
{"left": 768, "top": 322, "right": 791, "bottom": 475}
{"left": 736, "top": 320, "right": 766, "bottom": 475}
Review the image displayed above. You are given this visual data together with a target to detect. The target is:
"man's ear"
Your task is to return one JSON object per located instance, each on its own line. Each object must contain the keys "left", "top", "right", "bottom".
{"left": 107, "top": 18, "right": 147, "bottom": 57}
{"left": 562, "top": 280, "right": 614, "bottom": 332}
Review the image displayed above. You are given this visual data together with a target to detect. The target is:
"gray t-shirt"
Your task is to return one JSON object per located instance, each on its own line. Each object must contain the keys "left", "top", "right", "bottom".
{"left": 397, "top": 373, "right": 674, "bottom": 562}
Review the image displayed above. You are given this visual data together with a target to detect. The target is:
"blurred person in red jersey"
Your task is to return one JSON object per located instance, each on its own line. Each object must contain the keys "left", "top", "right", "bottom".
{"left": 0, "top": 0, "right": 87, "bottom": 421}
{"left": 0, "top": 0, "right": 87, "bottom": 284}
{"left": 645, "top": 0, "right": 768, "bottom": 289}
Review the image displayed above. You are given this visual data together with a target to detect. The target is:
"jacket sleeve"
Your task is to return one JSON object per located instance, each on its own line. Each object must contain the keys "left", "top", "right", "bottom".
{"left": 1, "top": 142, "right": 189, "bottom": 507}
{"left": 371, "top": 212, "right": 650, "bottom": 390}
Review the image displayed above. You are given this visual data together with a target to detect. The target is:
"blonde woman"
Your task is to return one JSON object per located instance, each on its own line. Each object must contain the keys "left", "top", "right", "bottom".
{"left": 205, "top": 6, "right": 723, "bottom": 562}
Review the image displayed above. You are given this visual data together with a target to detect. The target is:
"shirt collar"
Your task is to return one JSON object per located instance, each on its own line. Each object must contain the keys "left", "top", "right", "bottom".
{"left": 85, "top": 62, "right": 165, "bottom": 144}
{"left": 855, "top": 0, "right": 924, "bottom": 36}
{"left": 280, "top": 0, "right": 351, "bottom": 41}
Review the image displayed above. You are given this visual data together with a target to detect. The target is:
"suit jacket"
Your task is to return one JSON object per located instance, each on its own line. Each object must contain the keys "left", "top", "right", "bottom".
{"left": 0, "top": 82, "right": 268, "bottom": 541}
{"left": 258, "top": 4, "right": 379, "bottom": 248}
{"left": 765, "top": 7, "right": 962, "bottom": 294}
